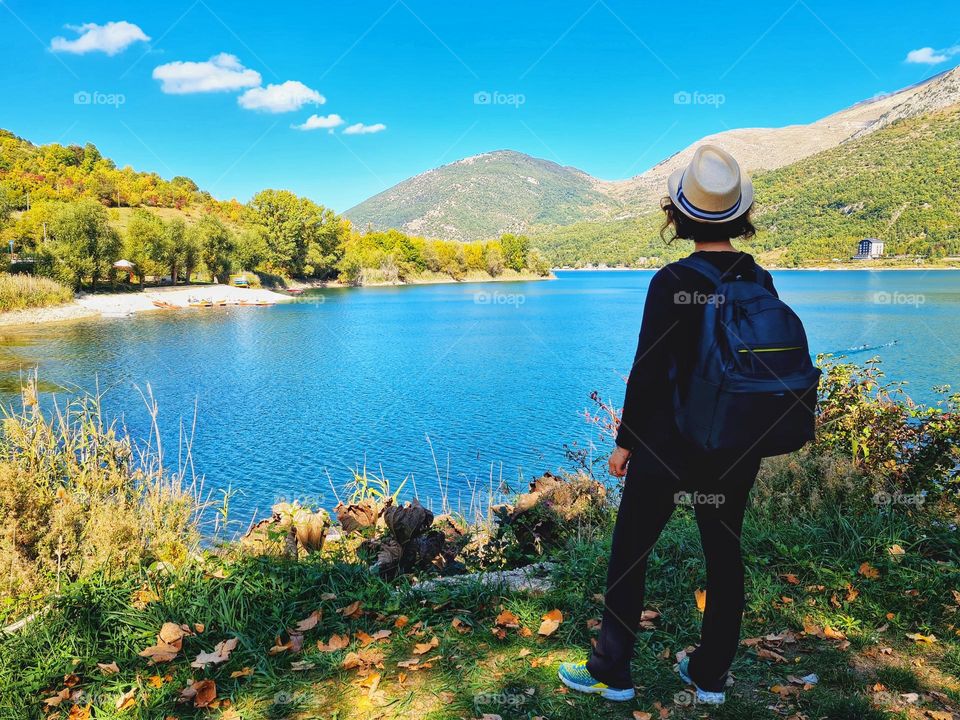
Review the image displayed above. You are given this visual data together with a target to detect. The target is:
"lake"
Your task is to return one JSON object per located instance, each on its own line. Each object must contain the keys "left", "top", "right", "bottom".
{"left": 2, "top": 269, "right": 958, "bottom": 522}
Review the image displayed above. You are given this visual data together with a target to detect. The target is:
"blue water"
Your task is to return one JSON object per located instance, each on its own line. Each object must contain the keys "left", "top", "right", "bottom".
{"left": 1, "top": 270, "right": 958, "bottom": 519}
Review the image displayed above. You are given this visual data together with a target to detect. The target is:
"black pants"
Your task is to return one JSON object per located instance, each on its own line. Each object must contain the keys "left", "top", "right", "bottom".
{"left": 586, "top": 449, "right": 760, "bottom": 692}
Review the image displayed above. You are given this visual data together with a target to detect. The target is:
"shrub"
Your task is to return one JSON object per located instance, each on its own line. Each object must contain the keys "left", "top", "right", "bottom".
{"left": 0, "top": 273, "right": 73, "bottom": 312}
{"left": 0, "top": 379, "right": 200, "bottom": 604}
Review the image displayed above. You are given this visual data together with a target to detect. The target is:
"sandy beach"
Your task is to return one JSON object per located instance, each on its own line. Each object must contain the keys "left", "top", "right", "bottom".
{"left": 0, "top": 285, "right": 292, "bottom": 328}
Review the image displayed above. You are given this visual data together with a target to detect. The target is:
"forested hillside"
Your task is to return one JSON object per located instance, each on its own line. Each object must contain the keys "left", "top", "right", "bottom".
{"left": 0, "top": 131, "right": 550, "bottom": 288}
{"left": 531, "top": 105, "right": 960, "bottom": 267}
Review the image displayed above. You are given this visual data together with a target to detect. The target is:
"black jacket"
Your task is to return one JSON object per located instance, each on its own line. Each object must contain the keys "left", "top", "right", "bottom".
{"left": 615, "top": 251, "right": 778, "bottom": 470}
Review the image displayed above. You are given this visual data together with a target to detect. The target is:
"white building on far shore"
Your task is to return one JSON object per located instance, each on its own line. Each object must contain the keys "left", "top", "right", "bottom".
{"left": 854, "top": 238, "right": 885, "bottom": 259}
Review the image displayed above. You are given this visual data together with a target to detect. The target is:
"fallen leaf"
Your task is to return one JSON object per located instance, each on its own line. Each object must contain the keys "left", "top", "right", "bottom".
{"left": 451, "top": 618, "right": 472, "bottom": 634}
{"left": 394, "top": 615, "right": 409, "bottom": 629}
{"left": 538, "top": 609, "right": 563, "bottom": 637}
{"left": 115, "top": 687, "right": 136, "bottom": 711}
{"left": 906, "top": 633, "right": 937, "bottom": 644}
{"left": 783, "top": 573, "right": 800, "bottom": 585}
{"left": 340, "top": 601, "right": 363, "bottom": 619}
{"left": 858, "top": 562, "right": 880, "bottom": 580}
{"left": 756, "top": 647, "right": 788, "bottom": 663}
{"left": 67, "top": 705, "right": 91, "bottom": 720}
{"left": 320, "top": 592, "right": 337, "bottom": 601}
{"left": 269, "top": 632, "right": 304, "bottom": 655}
{"left": 131, "top": 585, "right": 159, "bottom": 610}
{"left": 495, "top": 609, "right": 520, "bottom": 628}
{"left": 230, "top": 667, "right": 254, "bottom": 679}
{"left": 824, "top": 626, "right": 847, "bottom": 640}
{"left": 44, "top": 689, "right": 70, "bottom": 707}
{"left": 695, "top": 588, "right": 707, "bottom": 613}
{"left": 180, "top": 679, "right": 216, "bottom": 708}
{"left": 290, "top": 660, "right": 315, "bottom": 671}
{"left": 887, "top": 544, "right": 906, "bottom": 560}
{"left": 633, "top": 712, "right": 652, "bottom": 720}
{"left": 413, "top": 636, "right": 439, "bottom": 655}
{"left": 191, "top": 637, "right": 238, "bottom": 668}
{"left": 318, "top": 634, "right": 351, "bottom": 652}
{"left": 295, "top": 610, "right": 322, "bottom": 632}
{"left": 97, "top": 661, "right": 120, "bottom": 675}
{"left": 193, "top": 623, "right": 205, "bottom": 633}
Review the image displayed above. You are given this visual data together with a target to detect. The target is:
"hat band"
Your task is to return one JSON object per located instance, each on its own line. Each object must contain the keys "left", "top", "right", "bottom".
{"left": 677, "top": 174, "right": 742, "bottom": 221}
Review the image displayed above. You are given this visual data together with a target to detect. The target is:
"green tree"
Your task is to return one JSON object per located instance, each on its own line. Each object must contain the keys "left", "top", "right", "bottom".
{"left": 49, "top": 200, "right": 120, "bottom": 290}
{"left": 165, "top": 218, "right": 187, "bottom": 284}
{"left": 194, "top": 214, "right": 234, "bottom": 283}
{"left": 124, "top": 209, "right": 165, "bottom": 288}
{"left": 499, "top": 233, "right": 529, "bottom": 272}
{"left": 234, "top": 225, "right": 270, "bottom": 272}
{"left": 526, "top": 247, "right": 552, "bottom": 276}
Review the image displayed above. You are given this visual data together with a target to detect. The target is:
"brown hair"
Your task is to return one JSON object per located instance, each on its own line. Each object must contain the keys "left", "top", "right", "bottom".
{"left": 659, "top": 196, "right": 756, "bottom": 244}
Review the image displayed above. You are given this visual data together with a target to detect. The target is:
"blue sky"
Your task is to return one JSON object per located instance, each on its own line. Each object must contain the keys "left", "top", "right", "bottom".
{"left": 1, "top": 0, "right": 957, "bottom": 212}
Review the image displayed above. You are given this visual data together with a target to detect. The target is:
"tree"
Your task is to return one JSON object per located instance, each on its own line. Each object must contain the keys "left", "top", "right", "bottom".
{"left": 248, "top": 189, "right": 345, "bottom": 277}
{"left": 194, "top": 214, "right": 233, "bottom": 283}
{"left": 165, "top": 218, "right": 187, "bottom": 284}
{"left": 49, "top": 200, "right": 120, "bottom": 290}
{"left": 124, "top": 209, "right": 165, "bottom": 288}
{"left": 234, "top": 225, "right": 269, "bottom": 272}
{"left": 526, "top": 248, "right": 552, "bottom": 276}
{"left": 485, "top": 243, "right": 505, "bottom": 276}
{"left": 499, "top": 233, "right": 529, "bottom": 272}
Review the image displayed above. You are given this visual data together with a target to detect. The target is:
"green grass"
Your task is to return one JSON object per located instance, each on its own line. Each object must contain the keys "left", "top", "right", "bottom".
{"left": 0, "top": 273, "right": 73, "bottom": 312}
{"left": 2, "top": 501, "right": 958, "bottom": 720}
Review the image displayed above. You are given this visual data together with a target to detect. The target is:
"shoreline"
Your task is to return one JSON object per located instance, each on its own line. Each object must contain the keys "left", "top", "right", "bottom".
{"left": 0, "top": 272, "right": 554, "bottom": 329}
{"left": 0, "top": 285, "right": 292, "bottom": 329}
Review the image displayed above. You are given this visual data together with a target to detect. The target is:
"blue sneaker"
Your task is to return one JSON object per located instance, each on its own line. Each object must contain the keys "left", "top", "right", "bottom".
{"left": 557, "top": 661, "right": 635, "bottom": 701}
{"left": 677, "top": 657, "right": 726, "bottom": 705}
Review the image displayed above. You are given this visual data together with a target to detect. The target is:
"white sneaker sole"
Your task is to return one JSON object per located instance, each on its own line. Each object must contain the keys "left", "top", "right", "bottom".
{"left": 558, "top": 670, "right": 636, "bottom": 701}
{"left": 677, "top": 664, "right": 725, "bottom": 704}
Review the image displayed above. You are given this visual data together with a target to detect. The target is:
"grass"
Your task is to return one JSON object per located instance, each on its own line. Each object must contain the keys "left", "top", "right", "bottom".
{"left": 0, "top": 359, "right": 957, "bottom": 719}
{"left": 0, "top": 273, "right": 73, "bottom": 312}
{"left": 0, "top": 499, "right": 957, "bottom": 720}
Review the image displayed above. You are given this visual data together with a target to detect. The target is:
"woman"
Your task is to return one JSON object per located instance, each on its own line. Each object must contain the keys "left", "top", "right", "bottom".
{"left": 558, "top": 145, "right": 775, "bottom": 704}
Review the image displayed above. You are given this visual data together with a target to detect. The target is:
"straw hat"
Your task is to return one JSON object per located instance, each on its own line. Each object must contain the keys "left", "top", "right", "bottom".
{"left": 667, "top": 145, "right": 754, "bottom": 223}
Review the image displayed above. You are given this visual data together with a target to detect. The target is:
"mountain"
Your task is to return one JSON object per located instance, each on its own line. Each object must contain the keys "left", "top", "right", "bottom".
{"left": 532, "top": 103, "right": 960, "bottom": 267}
{"left": 344, "top": 150, "right": 622, "bottom": 242}
{"left": 345, "top": 66, "right": 960, "bottom": 241}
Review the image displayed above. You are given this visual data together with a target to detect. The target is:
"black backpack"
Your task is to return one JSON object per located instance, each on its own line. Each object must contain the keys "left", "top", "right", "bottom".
{"left": 672, "top": 255, "right": 821, "bottom": 457}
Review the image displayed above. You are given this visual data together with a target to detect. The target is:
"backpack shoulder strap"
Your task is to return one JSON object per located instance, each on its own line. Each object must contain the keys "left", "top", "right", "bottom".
{"left": 675, "top": 255, "right": 724, "bottom": 287}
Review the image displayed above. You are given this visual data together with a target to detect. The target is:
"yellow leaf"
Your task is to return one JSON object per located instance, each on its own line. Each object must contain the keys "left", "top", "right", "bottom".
{"left": 229, "top": 667, "right": 254, "bottom": 679}
{"left": 906, "top": 632, "right": 937, "bottom": 644}
{"left": 695, "top": 589, "right": 707, "bottom": 613}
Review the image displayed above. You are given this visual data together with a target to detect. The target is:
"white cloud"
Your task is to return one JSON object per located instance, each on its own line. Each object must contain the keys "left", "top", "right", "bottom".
{"left": 905, "top": 46, "right": 960, "bottom": 64}
{"left": 152, "top": 53, "right": 261, "bottom": 94}
{"left": 238, "top": 81, "right": 325, "bottom": 113}
{"left": 343, "top": 122, "right": 387, "bottom": 135}
{"left": 50, "top": 21, "right": 149, "bottom": 55}
{"left": 294, "top": 113, "right": 345, "bottom": 131}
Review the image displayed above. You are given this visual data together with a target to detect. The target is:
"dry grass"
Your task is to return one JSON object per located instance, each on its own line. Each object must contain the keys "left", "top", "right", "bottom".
{"left": 0, "top": 377, "right": 201, "bottom": 604}
{"left": 0, "top": 273, "right": 73, "bottom": 312}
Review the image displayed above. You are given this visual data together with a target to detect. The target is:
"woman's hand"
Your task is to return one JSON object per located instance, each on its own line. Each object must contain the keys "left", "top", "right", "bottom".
{"left": 608, "top": 446, "right": 632, "bottom": 477}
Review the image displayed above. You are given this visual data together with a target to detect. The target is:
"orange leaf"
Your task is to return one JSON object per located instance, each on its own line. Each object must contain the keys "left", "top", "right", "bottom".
{"left": 695, "top": 589, "right": 707, "bottom": 613}
{"left": 115, "top": 687, "right": 137, "bottom": 711}
{"left": 495, "top": 610, "right": 520, "bottom": 628}
{"left": 538, "top": 609, "right": 563, "bottom": 637}
{"left": 318, "top": 634, "right": 351, "bottom": 652}
{"left": 783, "top": 573, "right": 800, "bottom": 585}
{"left": 294, "top": 610, "right": 322, "bottom": 632}
{"left": 394, "top": 615, "right": 409, "bottom": 629}
{"left": 340, "top": 601, "right": 363, "bottom": 619}
{"left": 413, "top": 637, "right": 439, "bottom": 655}
{"left": 179, "top": 679, "right": 216, "bottom": 708}
{"left": 858, "top": 562, "right": 880, "bottom": 580}
{"left": 230, "top": 667, "right": 254, "bottom": 679}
